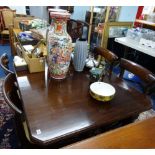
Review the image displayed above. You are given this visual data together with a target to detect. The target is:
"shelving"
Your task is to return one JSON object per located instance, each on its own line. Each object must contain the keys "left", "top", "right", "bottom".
{"left": 135, "top": 19, "right": 155, "bottom": 27}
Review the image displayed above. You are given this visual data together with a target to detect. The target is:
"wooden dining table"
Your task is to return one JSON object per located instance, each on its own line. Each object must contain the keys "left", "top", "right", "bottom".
{"left": 15, "top": 66, "right": 152, "bottom": 147}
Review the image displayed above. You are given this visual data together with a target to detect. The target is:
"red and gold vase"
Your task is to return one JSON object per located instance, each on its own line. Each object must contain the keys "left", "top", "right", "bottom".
{"left": 47, "top": 11, "right": 72, "bottom": 79}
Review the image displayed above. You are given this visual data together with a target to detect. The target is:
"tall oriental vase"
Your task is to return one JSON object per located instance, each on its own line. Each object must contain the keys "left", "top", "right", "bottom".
{"left": 47, "top": 12, "right": 72, "bottom": 79}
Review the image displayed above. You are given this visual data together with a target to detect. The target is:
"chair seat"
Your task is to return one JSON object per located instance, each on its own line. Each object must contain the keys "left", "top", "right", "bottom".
{"left": 1, "top": 30, "right": 9, "bottom": 35}
{"left": 135, "top": 109, "right": 155, "bottom": 122}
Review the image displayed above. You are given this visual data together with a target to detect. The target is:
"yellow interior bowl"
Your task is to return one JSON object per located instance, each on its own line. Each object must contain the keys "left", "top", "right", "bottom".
{"left": 90, "top": 82, "right": 116, "bottom": 102}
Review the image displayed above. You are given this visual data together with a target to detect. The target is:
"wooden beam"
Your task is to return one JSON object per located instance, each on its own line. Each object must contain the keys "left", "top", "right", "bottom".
{"left": 101, "top": 6, "right": 110, "bottom": 48}
{"left": 88, "top": 6, "right": 94, "bottom": 45}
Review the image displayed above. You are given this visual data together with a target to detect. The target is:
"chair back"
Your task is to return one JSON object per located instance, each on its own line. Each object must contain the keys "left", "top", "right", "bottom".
{"left": 119, "top": 58, "right": 155, "bottom": 94}
{"left": 67, "top": 19, "right": 87, "bottom": 42}
{"left": 0, "top": 10, "right": 4, "bottom": 31}
{"left": 93, "top": 47, "right": 119, "bottom": 74}
{"left": 1, "top": 9, "right": 16, "bottom": 29}
{"left": 2, "top": 73, "right": 33, "bottom": 147}
{"left": 0, "top": 53, "right": 14, "bottom": 75}
{"left": 2, "top": 73, "right": 22, "bottom": 114}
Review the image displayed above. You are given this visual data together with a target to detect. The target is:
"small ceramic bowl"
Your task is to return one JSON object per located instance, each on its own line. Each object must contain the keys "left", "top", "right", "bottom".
{"left": 90, "top": 82, "right": 116, "bottom": 102}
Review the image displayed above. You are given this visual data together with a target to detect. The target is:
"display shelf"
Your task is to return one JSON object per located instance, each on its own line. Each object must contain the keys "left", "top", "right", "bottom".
{"left": 135, "top": 19, "right": 155, "bottom": 27}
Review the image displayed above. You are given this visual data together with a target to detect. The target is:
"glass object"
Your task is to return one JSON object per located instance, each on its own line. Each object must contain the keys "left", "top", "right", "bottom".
{"left": 109, "top": 27, "right": 128, "bottom": 38}
{"left": 47, "top": 11, "right": 73, "bottom": 79}
{"left": 126, "top": 28, "right": 143, "bottom": 42}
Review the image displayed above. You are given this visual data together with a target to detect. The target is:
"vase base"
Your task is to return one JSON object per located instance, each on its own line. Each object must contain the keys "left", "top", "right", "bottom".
{"left": 75, "top": 69, "right": 83, "bottom": 72}
{"left": 50, "top": 74, "right": 66, "bottom": 80}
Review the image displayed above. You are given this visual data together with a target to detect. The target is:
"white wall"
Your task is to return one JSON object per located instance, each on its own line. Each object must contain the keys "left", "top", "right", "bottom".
{"left": 71, "top": 6, "right": 90, "bottom": 21}
{"left": 29, "top": 6, "right": 90, "bottom": 22}
{"left": 29, "top": 6, "right": 48, "bottom": 21}
{"left": 71, "top": 6, "right": 138, "bottom": 22}
{"left": 17, "top": 6, "right": 138, "bottom": 22}
{"left": 9, "top": 6, "right": 26, "bottom": 14}
{"left": 118, "top": 6, "right": 138, "bottom": 22}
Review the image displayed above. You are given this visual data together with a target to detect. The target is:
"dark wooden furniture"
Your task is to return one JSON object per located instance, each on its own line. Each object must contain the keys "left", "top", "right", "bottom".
{"left": 15, "top": 65, "right": 152, "bottom": 147}
{"left": 64, "top": 116, "right": 155, "bottom": 149}
{"left": 2, "top": 73, "right": 22, "bottom": 114}
{"left": 119, "top": 58, "right": 155, "bottom": 94}
{"left": 59, "top": 6, "right": 74, "bottom": 13}
{"left": 67, "top": 19, "right": 89, "bottom": 42}
{"left": 85, "top": 11, "right": 98, "bottom": 25}
{"left": 0, "top": 53, "right": 14, "bottom": 75}
{"left": 93, "top": 47, "right": 119, "bottom": 75}
{"left": 2, "top": 73, "right": 34, "bottom": 148}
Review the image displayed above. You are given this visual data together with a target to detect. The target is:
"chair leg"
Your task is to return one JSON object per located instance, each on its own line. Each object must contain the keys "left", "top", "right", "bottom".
{"left": 14, "top": 115, "right": 34, "bottom": 148}
{"left": 1, "top": 34, "right": 4, "bottom": 45}
{"left": 0, "top": 34, "right": 9, "bottom": 45}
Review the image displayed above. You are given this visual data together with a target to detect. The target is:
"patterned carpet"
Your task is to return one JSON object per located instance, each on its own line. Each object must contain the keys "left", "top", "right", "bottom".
{"left": 0, "top": 44, "right": 21, "bottom": 148}
{"left": 0, "top": 79, "right": 21, "bottom": 148}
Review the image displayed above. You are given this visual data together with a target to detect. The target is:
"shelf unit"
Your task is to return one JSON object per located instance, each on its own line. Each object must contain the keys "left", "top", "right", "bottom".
{"left": 135, "top": 19, "right": 155, "bottom": 26}
{"left": 87, "top": 6, "right": 133, "bottom": 48}
{"left": 135, "top": 19, "right": 155, "bottom": 30}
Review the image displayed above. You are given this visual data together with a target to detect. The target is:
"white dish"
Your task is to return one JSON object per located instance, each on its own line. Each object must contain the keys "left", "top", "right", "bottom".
{"left": 90, "top": 82, "right": 116, "bottom": 101}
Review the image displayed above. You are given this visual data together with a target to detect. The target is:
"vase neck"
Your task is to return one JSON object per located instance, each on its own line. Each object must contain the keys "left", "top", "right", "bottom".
{"left": 51, "top": 18, "right": 67, "bottom": 35}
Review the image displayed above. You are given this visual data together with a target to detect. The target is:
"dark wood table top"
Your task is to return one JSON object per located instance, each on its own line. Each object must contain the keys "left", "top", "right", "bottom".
{"left": 16, "top": 68, "right": 152, "bottom": 146}
{"left": 64, "top": 116, "right": 155, "bottom": 149}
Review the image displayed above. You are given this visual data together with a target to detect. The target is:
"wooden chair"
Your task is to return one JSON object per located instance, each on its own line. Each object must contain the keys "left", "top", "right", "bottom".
{"left": 93, "top": 47, "right": 119, "bottom": 75}
{"left": 67, "top": 19, "right": 89, "bottom": 42}
{"left": 0, "top": 9, "right": 16, "bottom": 45}
{"left": 119, "top": 58, "right": 155, "bottom": 95}
{"left": 0, "top": 53, "right": 32, "bottom": 147}
{"left": 0, "top": 7, "right": 10, "bottom": 32}
{"left": 2, "top": 73, "right": 34, "bottom": 148}
{"left": 0, "top": 10, "right": 4, "bottom": 32}
{"left": 119, "top": 58, "right": 155, "bottom": 122}
{"left": 0, "top": 53, "right": 14, "bottom": 75}
{"left": 2, "top": 73, "right": 22, "bottom": 114}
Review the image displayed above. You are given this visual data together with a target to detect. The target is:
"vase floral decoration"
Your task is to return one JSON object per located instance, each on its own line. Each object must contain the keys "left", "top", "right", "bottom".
{"left": 47, "top": 11, "right": 73, "bottom": 79}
